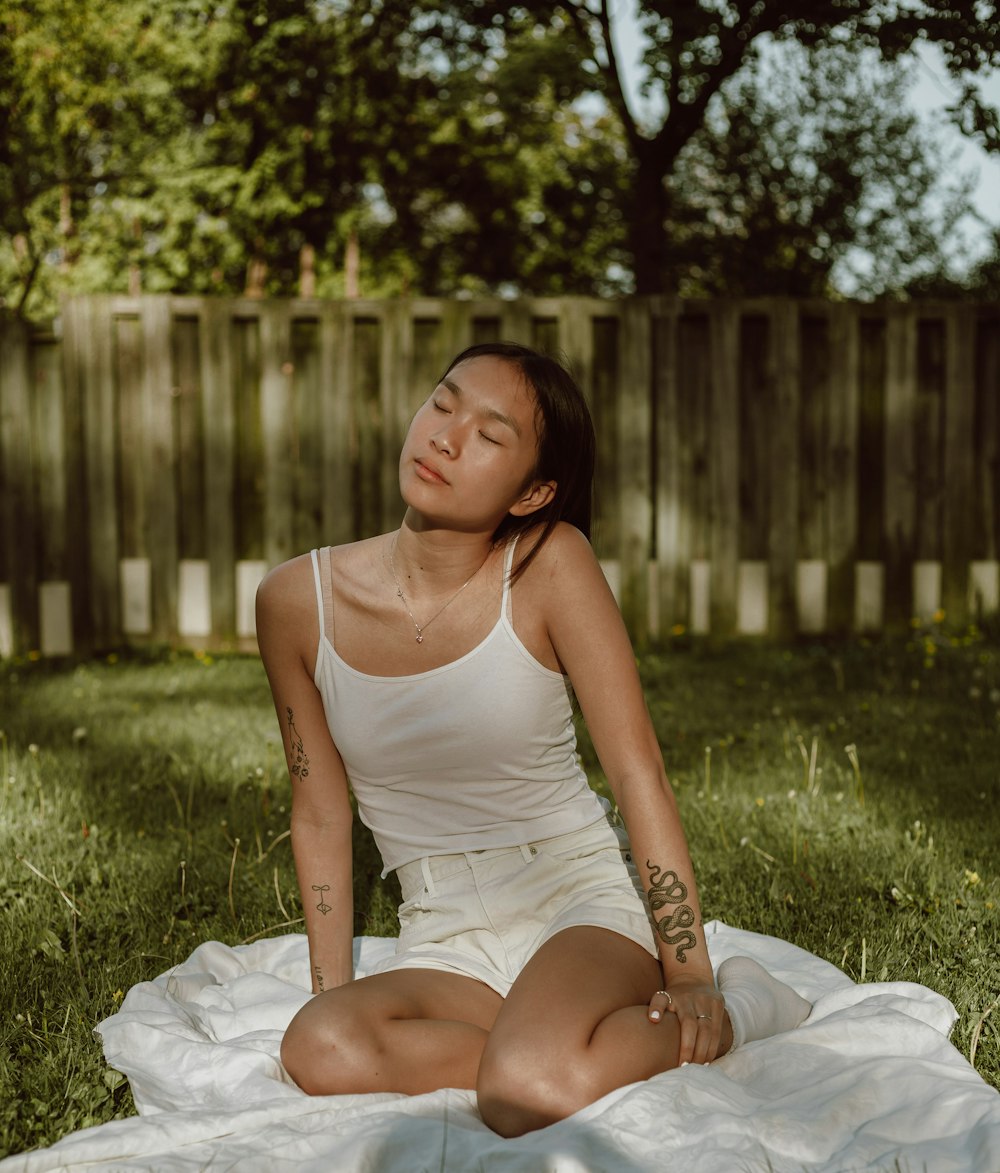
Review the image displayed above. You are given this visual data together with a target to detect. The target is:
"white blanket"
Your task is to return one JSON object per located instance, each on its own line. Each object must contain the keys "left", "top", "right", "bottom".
{"left": 5, "top": 922, "right": 999, "bottom": 1172}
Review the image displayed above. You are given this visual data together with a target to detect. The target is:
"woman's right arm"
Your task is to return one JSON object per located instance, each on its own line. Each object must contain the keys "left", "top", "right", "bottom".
{"left": 256, "top": 557, "right": 355, "bottom": 995}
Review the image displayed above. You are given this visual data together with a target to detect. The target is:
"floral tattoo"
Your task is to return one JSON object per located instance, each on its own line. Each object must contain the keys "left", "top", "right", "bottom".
{"left": 286, "top": 707, "right": 310, "bottom": 779}
{"left": 646, "top": 860, "right": 696, "bottom": 963}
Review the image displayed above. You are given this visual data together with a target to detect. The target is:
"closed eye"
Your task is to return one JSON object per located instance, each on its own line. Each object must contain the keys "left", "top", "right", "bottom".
{"left": 479, "top": 431, "right": 501, "bottom": 445}
{"left": 432, "top": 399, "right": 451, "bottom": 413}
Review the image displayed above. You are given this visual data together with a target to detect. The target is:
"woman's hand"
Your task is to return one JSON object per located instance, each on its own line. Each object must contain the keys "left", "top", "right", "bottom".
{"left": 647, "top": 977, "right": 726, "bottom": 1066}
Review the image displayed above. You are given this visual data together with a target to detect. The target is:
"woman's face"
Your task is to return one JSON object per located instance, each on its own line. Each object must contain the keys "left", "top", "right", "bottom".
{"left": 398, "top": 355, "right": 552, "bottom": 532}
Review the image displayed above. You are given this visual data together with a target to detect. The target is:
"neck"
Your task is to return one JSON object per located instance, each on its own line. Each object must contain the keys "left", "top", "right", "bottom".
{"left": 391, "top": 519, "right": 495, "bottom": 593}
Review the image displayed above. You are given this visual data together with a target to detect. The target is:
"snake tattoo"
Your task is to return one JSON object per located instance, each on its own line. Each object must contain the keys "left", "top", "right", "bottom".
{"left": 646, "top": 860, "right": 697, "bottom": 963}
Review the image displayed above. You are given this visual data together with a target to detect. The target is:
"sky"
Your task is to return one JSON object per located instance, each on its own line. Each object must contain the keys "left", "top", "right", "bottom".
{"left": 607, "top": 1, "right": 1000, "bottom": 267}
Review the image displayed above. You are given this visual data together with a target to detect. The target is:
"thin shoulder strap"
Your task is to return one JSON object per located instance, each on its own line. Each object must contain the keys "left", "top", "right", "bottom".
{"left": 501, "top": 535, "right": 519, "bottom": 621}
{"left": 309, "top": 547, "right": 336, "bottom": 641}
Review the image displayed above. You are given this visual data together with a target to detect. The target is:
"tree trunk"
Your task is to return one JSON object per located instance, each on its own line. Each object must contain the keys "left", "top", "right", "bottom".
{"left": 629, "top": 147, "right": 672, "bottom": 295}
{"left": 299, "top": 243, "right": 316, "bottom": 298}
{"left": 245, "top": 252, "right": 267, "bottom": 298}
{"left": 344, "top": 228, "right": 360, "bottom": 298}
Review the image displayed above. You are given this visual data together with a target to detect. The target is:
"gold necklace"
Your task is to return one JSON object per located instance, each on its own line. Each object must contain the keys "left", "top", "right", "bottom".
{"left": 389, "top": 538, "right": 488, "bottom": 643}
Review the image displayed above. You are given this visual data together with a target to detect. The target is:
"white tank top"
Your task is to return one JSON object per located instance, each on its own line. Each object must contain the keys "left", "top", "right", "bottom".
{"left": 310, "top": 540, "right": 608, "bottom": 876}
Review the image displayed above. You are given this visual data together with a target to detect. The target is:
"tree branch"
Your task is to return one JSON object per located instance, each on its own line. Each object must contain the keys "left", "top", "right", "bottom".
{"left": 563, "top": 0, "right": 644, "bottom": 152}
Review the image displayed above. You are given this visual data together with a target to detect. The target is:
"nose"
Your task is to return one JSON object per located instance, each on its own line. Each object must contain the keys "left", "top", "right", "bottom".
{"left": 431, "top": 427, "right": 454, "bottom": 456}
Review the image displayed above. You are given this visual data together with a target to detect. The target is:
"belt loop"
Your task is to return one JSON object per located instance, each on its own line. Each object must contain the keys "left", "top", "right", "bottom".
{"left": 419, "top": 857, "right": 437, "bottom": 898}
{"left": 519, "top": 844, "right": 534, "bottom": 864}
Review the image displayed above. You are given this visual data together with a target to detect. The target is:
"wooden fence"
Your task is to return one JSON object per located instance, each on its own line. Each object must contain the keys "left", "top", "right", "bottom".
{"left": 1, "top": 293, "right": 998, "bottom": 656}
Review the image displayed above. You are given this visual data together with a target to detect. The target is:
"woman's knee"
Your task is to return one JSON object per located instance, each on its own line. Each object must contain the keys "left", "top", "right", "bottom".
{"left": 280, "top": 996, "right": 376, "bottom": 1096}
{"left": 477, "top": 1045, "right": 586, "bottom": 1137}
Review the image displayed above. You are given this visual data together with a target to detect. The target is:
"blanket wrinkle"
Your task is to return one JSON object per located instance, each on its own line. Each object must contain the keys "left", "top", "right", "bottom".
{"left": 3, "top": 921, "right": 999, "bottom": 1172}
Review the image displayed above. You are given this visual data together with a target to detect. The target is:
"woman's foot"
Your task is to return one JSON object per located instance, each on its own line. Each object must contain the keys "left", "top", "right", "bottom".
{"left": 717, "top": 956, "right": 811, "bottom": 1051}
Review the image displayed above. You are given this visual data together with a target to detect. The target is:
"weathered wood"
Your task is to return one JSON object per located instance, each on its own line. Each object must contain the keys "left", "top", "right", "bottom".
{"left": 617, "top": 300, "right": 652, "bottom": 645}
{"left": 883, "top": 306, "right": 918, "bottom": 626}
{"left": 200, "top": 299, "right": 237, "bottom": 638}
{"left": 291, "top": 317, "right": 325, "bottom": 555}
{"left": 974, "top": 310, "right": 999, "bottom": 563}
{"left": 914, "top": 315, "right": 945, "bottom": 562}
{"left": 142, "top": 297, "right": 179, "bottom": 641}
{"left": 590, "top": 312, "right": 620, "bottom": 559}
{"left": 31, "top": 338, "right": 68, "bottom": 581}
{"left": 708, "top": 302, "right": 740, "bottom": 635}
{"left": 768, "top": 300, "right": 799, "bottom": 638}
{"left": 116, "top": 314, "right": 145, "bottom": 559}
{"left": 798, "top": 314, "right": 829, "bottom": 561}
{"left": 58, "top": 299, "right": 92, "bottom": 648}
{"left": 826, "top": 304, "right": 859, "bottom": 633}
{"left": 174, "top": 313, "right": 206, "bottom": 560}
{"left": 232, "top": 313, "right": 263, "bottom": 560}
{"left": 81, "top": 297, "right": 121, "bottom": 645}
{"left": 941, "top": 305, "right": 977, "bottom": 624}
{"left": 5, "top": 295, "right": 1000, "bottom": 656}
{"left": 319, "top": 302, "right": 353, "bottom": 548}
{"left": 381, "top": 302, "right": 412, "bottom": 532}
{"left": 651, "top": 304, "right": 683, "bottom": 633}
{"left": 259, "top": 301, "right": 295, "bottom": 569}
{"left": 0, "top": 315, "right": 38, "bottom": 652}
{"left": 353, "top": 315, "right": 383, "bottom": 540}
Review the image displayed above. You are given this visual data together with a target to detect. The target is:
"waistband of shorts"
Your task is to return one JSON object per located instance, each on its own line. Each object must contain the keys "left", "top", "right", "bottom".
{"left": 394, "top": 812, "right": 624, "bottom": 896}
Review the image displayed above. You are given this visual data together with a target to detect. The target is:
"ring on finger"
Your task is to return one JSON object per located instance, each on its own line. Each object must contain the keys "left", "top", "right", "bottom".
{"left": 696, "top": 1013, "right": 712, "bottom": 1020}
{"left": 656, "top": 989, "right": 672, "bottom": 1002}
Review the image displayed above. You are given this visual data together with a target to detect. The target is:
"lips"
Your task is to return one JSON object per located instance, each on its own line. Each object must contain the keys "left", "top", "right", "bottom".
{"left": 414, "top": 458, "right": 449, "bottom": 485}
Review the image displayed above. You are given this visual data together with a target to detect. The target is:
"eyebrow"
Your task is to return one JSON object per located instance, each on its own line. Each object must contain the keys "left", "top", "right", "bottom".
{"left": 441, "top": 377, "right": 522, "bottom": 437}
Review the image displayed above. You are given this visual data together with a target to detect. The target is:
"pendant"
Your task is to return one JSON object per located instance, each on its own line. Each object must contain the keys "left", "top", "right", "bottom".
{"left": 416, "top": 634, "right": 424, "bottom": 643}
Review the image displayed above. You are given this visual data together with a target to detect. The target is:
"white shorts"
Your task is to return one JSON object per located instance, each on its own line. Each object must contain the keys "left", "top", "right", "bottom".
{"left": 372, "top": 814, "right": 659, "bottom": 996}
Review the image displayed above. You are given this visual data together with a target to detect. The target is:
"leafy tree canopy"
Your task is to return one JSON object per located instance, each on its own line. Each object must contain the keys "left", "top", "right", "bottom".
{"left": 1, "top": 0, "right": 997, "bottom": 316}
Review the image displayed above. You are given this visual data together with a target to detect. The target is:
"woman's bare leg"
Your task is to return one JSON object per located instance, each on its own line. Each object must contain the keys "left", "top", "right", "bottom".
{"left": 281, "top": 968, "right": 503, "bottom": 1096}
{"left": 477, "top": 926, "right": 733, "bottom": 1137}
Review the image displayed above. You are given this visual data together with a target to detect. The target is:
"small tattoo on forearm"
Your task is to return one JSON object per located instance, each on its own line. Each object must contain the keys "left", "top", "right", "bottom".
{"left": 286, "top": 707, "right": 310, "bottom": 778}
{"left": 313, "top": 965, "right": 325, "bottom": 992}
{"left": 646, "top": 860, "right": 697, "bottom": 963}
{"left": 312, "top": 883, "right": 332, "bottom": 915}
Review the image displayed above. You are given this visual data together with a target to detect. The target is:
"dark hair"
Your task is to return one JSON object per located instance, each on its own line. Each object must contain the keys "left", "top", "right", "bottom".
{"left": 440, "top": 341, "right": 596, "bottom": 582}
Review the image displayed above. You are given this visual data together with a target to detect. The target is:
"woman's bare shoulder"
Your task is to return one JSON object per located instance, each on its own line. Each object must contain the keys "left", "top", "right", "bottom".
{"left": 518, "top": 521, "right": 601, "bottom": 583}
{"left": 256, "top": 552, "right": 315, "bottom": 613}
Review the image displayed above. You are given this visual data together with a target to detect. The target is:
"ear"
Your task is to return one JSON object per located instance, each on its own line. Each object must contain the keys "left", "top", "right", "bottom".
{"left": 509, "top": 479, "right": 556, "bottom": 518}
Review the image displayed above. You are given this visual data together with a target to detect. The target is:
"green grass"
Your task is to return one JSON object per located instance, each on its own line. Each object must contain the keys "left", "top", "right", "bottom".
{"left": 1, "top": 626, "right": 998, "bottom": 1159}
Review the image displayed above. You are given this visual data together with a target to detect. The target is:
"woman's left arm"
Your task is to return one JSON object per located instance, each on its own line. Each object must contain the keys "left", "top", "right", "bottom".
{"left": 538, "top": 526, "right": 725, "bottom": 1065}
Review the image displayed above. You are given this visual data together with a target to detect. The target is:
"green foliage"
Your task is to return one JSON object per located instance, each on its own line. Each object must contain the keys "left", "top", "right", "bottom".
{"left": 662, "top": 43, "right": 979, "bottom": 297}
{"left": 0, "top": 0, "right": 997, "bottom": 314}
{"left": 1, "top": 633, "right": 998, "bottom": 1157}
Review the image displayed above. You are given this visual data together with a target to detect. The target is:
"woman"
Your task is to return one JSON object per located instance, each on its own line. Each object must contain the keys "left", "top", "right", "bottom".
{"left": 256, "top": 341, "right": 809, "bottom": 1137}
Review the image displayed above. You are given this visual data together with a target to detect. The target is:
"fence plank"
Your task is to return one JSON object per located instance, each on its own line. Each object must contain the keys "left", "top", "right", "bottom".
{"left": 0, "top": 315, "right": 38, "bottom": 652}
{"left": 31, "top": 337, "right": 68, "bottom": 581}
{"left": 883, "top": 306, "right": 918, "bottom": 626}
{"left": 80, "top": 297, "right": 122, "bottom": 645}
{"left": 259, "top": 302, "right": 295, "bottom": 569}
{"left": 974, "top": 310, "right": 999, "bottom": 564}
{"left": 381, "top": 302, "right": 412, "bottom": 533}
{"left": 174, "top": 312, "right": 206, "bottom": 560}
{"left": 709, "top": 303, "right": 740, "bottom": 635}
{"left": 617, "top": 300, "right": 652, "bottom": 644}
{"left": 320, "top": 303, "right": 353, "bottom": 548}
{"left": 769, "top": 300, "right": 800, "bottom": 638}
{"left": 652, "top": 304, "right": 683, "bottom": 632}
{"left": 941, "top": 306, "right": 976, "bottom": 624}
{"left": 826, "top": 304, "right": 860, "bottom": 633}
{"left": 142, "top": 297, "right": 179, "bottom": 641}
{"left": 200, "top": 299, "right": 237, "bottom": 638}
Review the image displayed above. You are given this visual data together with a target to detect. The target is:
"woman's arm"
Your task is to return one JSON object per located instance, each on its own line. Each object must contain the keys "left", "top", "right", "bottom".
{"left": 257, "top": 557, "right": 354, "bottom": 995}
{"left": 536, "top": 525, "right": 724, "bottom": 1061}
